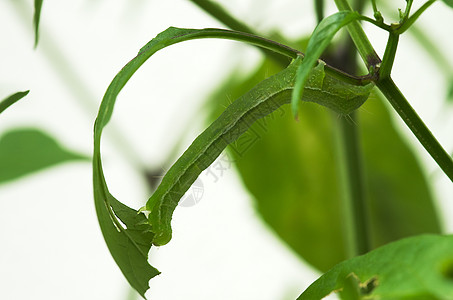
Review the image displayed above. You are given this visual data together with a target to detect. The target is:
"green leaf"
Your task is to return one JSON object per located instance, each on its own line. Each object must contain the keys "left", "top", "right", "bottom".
{"left": 297, "top": 234, "right": 453, "bottom": 299}
{"left": 0, "top": 128, "right": 88, "bottom": 183}
{"left": 93, "top": 26, "right": 303, "bottom": 296}
{"left": 93, "top": 26, "right": 301, "bottom": 143}
{"left": 205, "top": 59, "right": 440, "bottom": 272}
{"left": 93, "top": 26, "right": 438, "bottom": 295}
{"left": 93, "top": 26, "right": 372, "bottom": 292}
{"left": 338, "top": 273, "right": 373, "bottom": 300}
{"left": 34, "top": 0, "right": 43, "bottom": 48}
{"left": 291, "top": 11, "right": 363, "bottom": 118}
{"left": 0, "top": 91, "right": 29, "bottom": 115}
{"left": 92, "top": 164, "right": 160, "bottom": 298}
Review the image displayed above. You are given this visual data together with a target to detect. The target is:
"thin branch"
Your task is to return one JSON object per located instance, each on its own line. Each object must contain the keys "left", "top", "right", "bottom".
{"left": 377, "top": 78, "right": 453, "bottom": 182}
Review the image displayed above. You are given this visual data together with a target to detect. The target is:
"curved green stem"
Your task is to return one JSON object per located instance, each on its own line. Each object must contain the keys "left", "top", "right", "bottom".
{"left": 169, "top": 28, "right": 301, "bottom": 59}
{"left": 187, "top": 0, "right": 380, "bottom": 85}
{"left": 95, "top": 26, "right": 363, "bottom": 137}
{"left": 377, "top": 78, "right": 453, "bottom": 182}
{"left": 151, "top": 28, "right": 368, "bottom": 85}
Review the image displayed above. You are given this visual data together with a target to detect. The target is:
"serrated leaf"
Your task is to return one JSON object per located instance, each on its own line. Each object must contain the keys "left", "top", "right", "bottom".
{"left": 0, "top": 128, "right": 88, "bottom": 183}
{"left": 298, "top": 234, "right": 453, "bottom": 299}
{"left": 0, "top": 91, "right": 29, "bottom": 115}
{"left": 205, "top": 59, "right": 440, "bottom": 272}
{"left": 291, "top": 11, "right": 362, "bottom": 117}
{"left": 33, "top": 0, "right": 43, "bottom": 48}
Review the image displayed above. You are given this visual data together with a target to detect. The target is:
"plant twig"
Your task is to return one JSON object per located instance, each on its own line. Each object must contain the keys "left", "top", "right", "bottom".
{"left": 337, "top": 112, "right": 371, "bottom": 257}
{"left": 377, "top": 78, "right": 453, "bottom": 182}
{"left": 334, "top": 0, "right": 381, "bottom": 69}
{"left": 188, "top": 0, "right": 290, "bottom": 66}
{"left": 395, "top": 0, "right": 436, "bottom": 34}
{"left": 315, "top": 0, "right": 324, "bottom": 23}
{"left": 380, "top": 32, "right": 399, "bottom": 78}
{"left": 329, "top": 0, "right": 371, "bottom": 257}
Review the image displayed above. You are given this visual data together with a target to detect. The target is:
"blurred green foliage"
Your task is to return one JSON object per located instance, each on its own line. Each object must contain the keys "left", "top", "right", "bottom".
{"left": 0, "top": 128, "right": 88, "bottom": 183}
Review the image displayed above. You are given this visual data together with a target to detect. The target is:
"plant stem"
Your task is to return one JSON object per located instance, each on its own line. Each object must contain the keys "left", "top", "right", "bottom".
{"left": 370, "top": 0, "right": 379, "bottom": 16}
{"left": 401, "top": 0, "right": 414, "bottom": 23}
{"left": 380, "top": 32, "right": 399, "bottom": 79}
{"left": 395, "top": 0, "right": 436, "bottom": 34}
{"left": 377, "top": 78, "right": 453, "bottom": 182}
{"left": 334, "top": 0, "right": 381, "bottom": 69}
{"left": 315, "top": 0, "right": 324, "bottom": 23}
{"left": 188, "top": 0, "right": 290, "bottom": 66}
{"left": 337, "top": 112, "right": 371, "bottom": 257}
{"left": 336, "top": 0, "right": 453, "bottom": 181}
{"left": 189, "top": 0, "right": 253, "bottom": 34}
{"left": 328, "top": 0, "right": 371, "bottom": 257}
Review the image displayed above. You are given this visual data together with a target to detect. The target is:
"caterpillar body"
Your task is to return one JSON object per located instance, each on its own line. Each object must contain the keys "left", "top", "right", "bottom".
{"left": 146, "top": 56, "right": 374, "bottom": 246}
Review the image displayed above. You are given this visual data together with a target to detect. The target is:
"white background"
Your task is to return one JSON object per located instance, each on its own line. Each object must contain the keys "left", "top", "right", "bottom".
{"left": 1, "top": 0, "right": 452, "bottom": 299}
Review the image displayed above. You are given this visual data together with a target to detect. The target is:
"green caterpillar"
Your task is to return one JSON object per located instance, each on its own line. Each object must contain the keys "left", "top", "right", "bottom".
{"left": 146, "top": 56, "right": 374, "bottom": 246}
